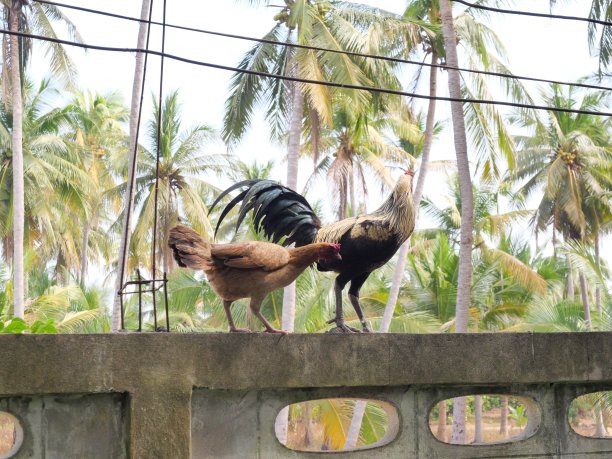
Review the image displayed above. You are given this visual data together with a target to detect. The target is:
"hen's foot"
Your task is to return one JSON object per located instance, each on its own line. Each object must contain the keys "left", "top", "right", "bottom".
{"left": 361, "top": 323, "right": 373, "bottom": 333}
{"left": 264, "top": 328, "right": 288, "bottom": 335}
{"left": 326, "top": 318, "right": 360, "bottom": 333}
{"left": 229, "top": 327, "right": 251, "bottom": 333}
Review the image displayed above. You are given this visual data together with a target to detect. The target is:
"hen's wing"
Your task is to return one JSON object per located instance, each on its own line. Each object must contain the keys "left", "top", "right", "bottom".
{"left": 211, "top": 241, "right": 290, "bottom": 271}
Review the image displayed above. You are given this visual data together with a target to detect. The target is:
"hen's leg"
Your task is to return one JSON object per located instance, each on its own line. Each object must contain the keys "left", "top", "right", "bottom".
{"left": 327, "top": 274, "right": 359, "bottom": 333}
{"left": 223, "top": 300, "right": 250, "bottom": 333}
{"left": 251, "top": 297, "right": 287, "bottom": 335}
{"left": 348, "top": 272, "right": 372, "bottom": 332}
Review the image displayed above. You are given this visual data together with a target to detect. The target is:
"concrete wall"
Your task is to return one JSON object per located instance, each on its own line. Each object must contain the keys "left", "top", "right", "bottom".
{"left": 0, "top": 332, "right": 610, "bottom": 458}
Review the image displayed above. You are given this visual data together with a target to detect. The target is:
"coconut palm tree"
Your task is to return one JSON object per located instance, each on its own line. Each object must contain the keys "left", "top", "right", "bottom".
{"left": 64, "top": 90, "right": 129, "bottom": 284}
{"left": 419, "top": 173, "right": 546, "bottom": 442}
{"left": 383, "top": 0, "right": 536, "bottom": 340}
{"left": 127, "top": 90, "right": 228, "bottom": 275}
{"left": 0, "top": 253, "right": 109, "bottom": 332}
{"left": 112, "top": 0, "right": 152, "bottom": 332}
{"left": 1, "top": 0, "right": 82, "bottom": 318}
{"left": 587, "top": 0, "right": 612, "bottom": 73}
{"left": 0, "top": 78, "right": 93, "bottom": 285}
{"left": 437, "top": 0, "right": 539, "bottom": 377}
{"left": 508, "top": 83, "right": 612, "bottom": 328}
{"left": 422, "top": 175, "right": 546, "bottom": 295}
{"left": 304, "top": 93, "right": 419, "bottom": 220}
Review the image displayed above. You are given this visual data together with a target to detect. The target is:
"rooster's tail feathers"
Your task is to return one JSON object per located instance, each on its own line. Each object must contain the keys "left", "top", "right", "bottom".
{"left": 168, "top": 225, "right": 212, "bottom": 270}
{"left": 208, "top": 179, "right": 259, "bottom": 237}
{"left": 211, "top": 179, "right": 321, "bottom": 247}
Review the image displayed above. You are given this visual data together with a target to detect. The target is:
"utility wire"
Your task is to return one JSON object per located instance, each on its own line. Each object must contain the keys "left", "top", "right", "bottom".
{"left": 33, "top": 0, "right": 612, "bottom": 93}
{"left": 2, "top": 27, "right": 611, "bottom": 117}
{"left": 452, "top": 0, "right": 612, "bottom": 27}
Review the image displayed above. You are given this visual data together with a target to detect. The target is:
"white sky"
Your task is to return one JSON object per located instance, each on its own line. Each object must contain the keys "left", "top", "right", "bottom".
{"left": 29, "top": 0, "right": 609, "bottom": 263}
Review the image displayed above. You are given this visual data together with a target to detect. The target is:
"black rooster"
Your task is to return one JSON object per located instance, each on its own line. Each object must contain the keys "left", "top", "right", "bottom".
{"left": 210, "top": 170, "right": 416, "bottom": 333}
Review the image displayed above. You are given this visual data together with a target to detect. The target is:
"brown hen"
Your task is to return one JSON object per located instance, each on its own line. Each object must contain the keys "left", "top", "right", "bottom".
{"left": 168, "top": 224, "right": 341, "bottom": 334}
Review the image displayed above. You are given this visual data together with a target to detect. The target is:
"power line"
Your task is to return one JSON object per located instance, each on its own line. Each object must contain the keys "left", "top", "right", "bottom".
{"left": 2, "top": 27, "right": 611, "bottom": 118}
{"left": 33, "top": 0, "right": 612, "bottom": 93}
{"left": 452, "top": 0, "right": 612, "bottom": 27}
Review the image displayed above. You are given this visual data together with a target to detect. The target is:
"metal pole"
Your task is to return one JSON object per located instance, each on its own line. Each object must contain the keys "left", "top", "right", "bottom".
{"left": 163, "top": 271, "right": 170, "bottom": 332}
{"left": 137, "top": 269, "right": 143, "bottom": 332}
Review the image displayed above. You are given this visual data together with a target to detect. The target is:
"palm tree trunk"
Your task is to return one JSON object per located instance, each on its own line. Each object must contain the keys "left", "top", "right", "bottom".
{"left": 436, "top": 400, "right": 447, "bottom": 441}
{"left": 303, "top": 401, "right": 313, "bottom": 448}
{"left": 380, "top": 50, "right": 438, "bottom": 333}
{"left": 567, "top": 259, "right": 575, "bottom": 300}
{"left": 347, "top": 56, "right": 442, "bottom": 442}
{"left": 595, "top": 233, "right": 602, "bottom": 315}
{"left": 79, "top": 222, "right": 90, "bottom": 284}
{"left": 451, "top": 396, "right": 467, "bottom": 444}
{"left": 275, "top": 406, "right": 289, "bottom": 445}
{"left": 500, "top": 395, "right": 509, "bottom": 437}
{"left": 349, "top": 171, "right": 356, "bottom": 218}
{"left": 112, "top": 0, "right": 152, "bottom": 331}
{"left": 9, "top": 2, "right": 25, "bottom": 319}
{"left": 474, "top": 395, "right": 483, "bottom": 443}
{"left": 439, "top": 0, "right": 473, "bottom": 333}
{"left": 594, "top": 406, "right": 606, "bottom": 437}
{"left": 578, "top": 270, "right": 592, "bottom": 330}
{"left": 281, "top": 77, "right": 303, "bottom": 333}
{"left": 346, "top": 46, "right": 442, "bottom": 456}
{"left": 344, "top": 400, "right": 366, "bottom": 449}
{"left": 440, "top": 0, "right": 474, "bottom": 444}
{"left": 595, "top": 285, "right": 602, "bottom": 316}
{"left": 286, "top": 81, "right": 302, "bottom": 192}
{"left": 276, "top": 81, "right": 303, "bottom": 443}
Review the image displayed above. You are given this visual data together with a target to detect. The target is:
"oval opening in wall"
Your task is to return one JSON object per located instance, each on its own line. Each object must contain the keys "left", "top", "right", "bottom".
{"left": 275, "top": 398, "right": 399, "bottom": 452}
{"left": 429, "top": 395, "right": 540, "bottom": 445}
{"left": 0, "top": 411, "right": 23, "bottom": 459}
{"left": 568, "top": 391, "right": 611, "bottom": 438}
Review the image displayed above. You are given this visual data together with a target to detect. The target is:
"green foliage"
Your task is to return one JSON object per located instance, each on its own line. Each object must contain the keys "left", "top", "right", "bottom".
{"left": 509, "top": 404, "right": 528, "bottom": 429}
{"left": 0, "top": 0, "right": 609, "bottom": 343}
{"left": 0, "top": 317, "right": 58, "bottom": 334}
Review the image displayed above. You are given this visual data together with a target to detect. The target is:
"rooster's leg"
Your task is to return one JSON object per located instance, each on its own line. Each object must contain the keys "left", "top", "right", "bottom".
{"left": 348, "top": 272, "right": 373, "bottom": 332}
{"left": 223, "top": 300, "right": 250, "bottom": 333}
{"left": 327, "top": 275, "right": 359, "bottom": 333}
{"left": 251, "top": 298, "right": 287, "bottom": 335}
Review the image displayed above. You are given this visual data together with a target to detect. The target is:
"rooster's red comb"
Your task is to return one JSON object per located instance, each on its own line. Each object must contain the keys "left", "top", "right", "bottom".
{"left": 330, "top": 243, "right": 341, "bottom": 251}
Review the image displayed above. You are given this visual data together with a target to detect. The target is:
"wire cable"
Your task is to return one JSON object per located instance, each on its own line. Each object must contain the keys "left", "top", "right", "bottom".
{"left": 452, "top": 0, "right": 612, "bottom": 27}
{"left": 32, "top": 0, "right": 612, "bottom": 93}
{"left": 2, "top": 27, "right": 611, "bottom": 117}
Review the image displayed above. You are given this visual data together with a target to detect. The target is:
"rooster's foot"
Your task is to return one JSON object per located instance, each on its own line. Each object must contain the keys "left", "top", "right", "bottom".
{"left": 326, "top": 319, "right": 360, "bottom": 333}
{"left": 229, "top": 327, "right": 252, "bottom": 333}
{"left": 361, "top": 323, "right": 373, "bottom": 333}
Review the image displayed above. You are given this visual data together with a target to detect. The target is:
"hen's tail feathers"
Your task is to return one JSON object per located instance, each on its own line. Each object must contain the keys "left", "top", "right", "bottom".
{"left": 209, "top": 179, "right": 321, "bottom": 247}
{"left": 168, "top": 225, "right": 212, "bottom": 270}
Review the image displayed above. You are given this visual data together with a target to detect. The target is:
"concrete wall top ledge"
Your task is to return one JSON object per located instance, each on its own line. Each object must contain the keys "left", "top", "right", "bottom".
{"left": 0, "top": 332, "right": 610, "bottom": 394}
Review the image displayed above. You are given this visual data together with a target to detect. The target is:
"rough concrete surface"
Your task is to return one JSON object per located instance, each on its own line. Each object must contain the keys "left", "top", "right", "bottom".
{"left": 0, "top": 332, "right": 610, "bottom": 458}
